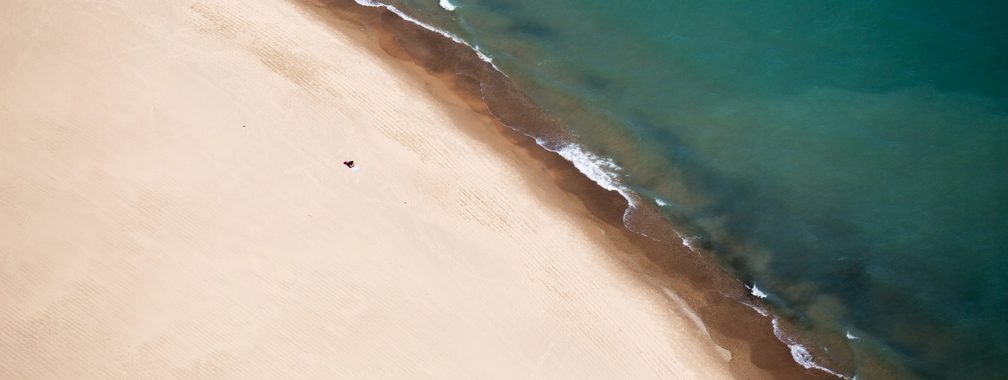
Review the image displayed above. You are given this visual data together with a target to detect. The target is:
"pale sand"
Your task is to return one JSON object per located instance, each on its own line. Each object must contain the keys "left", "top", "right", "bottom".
{"left": 1, "top": 1, "right": 735, "bottom": 378}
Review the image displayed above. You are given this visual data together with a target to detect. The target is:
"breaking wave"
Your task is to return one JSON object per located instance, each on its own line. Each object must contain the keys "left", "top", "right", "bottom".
{"left": 353, "top": 0, "right": 498, "bottom": 70}
{"left": 439, "top": 0, "right": 457, "bottom": 11}
{"left": 772, "top": 319, "right": 851, "bottom": 379}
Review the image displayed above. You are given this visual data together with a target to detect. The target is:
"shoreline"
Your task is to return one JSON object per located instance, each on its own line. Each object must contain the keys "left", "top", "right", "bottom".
{"left": 0, "top": 0, "right": 793, "bottom": 378}
{"left": 300, "top": 1, "right": 845, "bottom": 378}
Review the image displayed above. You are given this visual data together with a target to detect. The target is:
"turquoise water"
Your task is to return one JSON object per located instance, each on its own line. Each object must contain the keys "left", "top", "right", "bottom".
{"left": 371, "top": 0, "right": 1008, "bottom": 377}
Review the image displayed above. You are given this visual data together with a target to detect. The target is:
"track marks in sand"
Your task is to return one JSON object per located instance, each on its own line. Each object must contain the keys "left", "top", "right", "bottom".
{"left": 373, "top": 116, "right": 456, "bottom": 168}
{"left": 187, "top": 1, "right": 348, "bottom": 100}
{"left": 373, "top": 112, "right": 539, "bottom": 237}
{"left": 455, "top": 186, "right": 512, "bottom": 233}
{"left": 453, "top": 185, "right": 534, "bottom": 234}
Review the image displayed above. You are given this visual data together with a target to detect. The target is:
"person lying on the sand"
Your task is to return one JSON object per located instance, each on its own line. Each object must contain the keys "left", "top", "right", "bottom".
{"left": 343, "top": 160, "right": 355, "bottom": 169}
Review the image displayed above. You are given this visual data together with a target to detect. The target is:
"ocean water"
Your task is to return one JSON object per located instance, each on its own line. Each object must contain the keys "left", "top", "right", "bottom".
{"left": 363, "top": 0, "right": 1008, "bottom": 378}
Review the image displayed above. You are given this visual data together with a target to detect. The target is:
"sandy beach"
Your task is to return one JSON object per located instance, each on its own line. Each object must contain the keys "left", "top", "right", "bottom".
{"left": 0, "top": 0, "right": 754, "bottom": 378}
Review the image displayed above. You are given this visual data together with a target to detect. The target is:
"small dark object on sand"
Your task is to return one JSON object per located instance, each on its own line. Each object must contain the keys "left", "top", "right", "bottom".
{"left": 343, "top": 160, "right": 355, "bottom": 169}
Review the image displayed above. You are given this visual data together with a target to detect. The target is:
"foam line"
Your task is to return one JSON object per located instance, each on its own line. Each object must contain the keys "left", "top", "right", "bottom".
{"left": 750, "top": 284, "right": 768, "bottom": 299}
{"left": 772, "top": 319, "right": 851, "bottom": 379}
{"left": 353, "top": 0, "right": 500, "bottom": 71}
{"left": 539, "top": 140, "right": 639, "bottom": 225}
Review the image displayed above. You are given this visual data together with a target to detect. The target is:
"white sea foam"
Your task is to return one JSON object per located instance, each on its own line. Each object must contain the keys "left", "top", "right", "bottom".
{"left": 742, "top": 301, "right": 770, "bottom": 316}
{"left": 353, "top": 0, "right": 499, "bottom": 70}
{"left": 354, "top": 0, "right": 462, "bottom": 43}
{"left": 537, "top": 140, "right": 660, "bottom": 235}
{"left": 545, "top": 141, "right": 638, "bottom": 220}
{"left": 474, "top": 46, "right": 494, "bottom": 64}
{"left": 750, "top": 284, "right": 768, "bottom": 299}
{"left": 772, "top": 319, "right": 851, "bottom": 379}
{"left": 846, "top": 331, "right": 860, "bottom": 340}
{"left": 655, "top": 197, "right": 667, "bottom": 206}
{"left": 551, "top": 143, "right": 624, "bottom": 194}
{"left": 673, "top": 232, "right": 699, "bottom": 252}
{"left": 439, "top": 0, "right": 458, "bottom": 11}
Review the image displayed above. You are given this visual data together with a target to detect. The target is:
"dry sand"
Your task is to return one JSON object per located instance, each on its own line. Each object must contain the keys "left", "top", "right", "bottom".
{"left": 1, "top": 1, "right": 736, "bottom": 378}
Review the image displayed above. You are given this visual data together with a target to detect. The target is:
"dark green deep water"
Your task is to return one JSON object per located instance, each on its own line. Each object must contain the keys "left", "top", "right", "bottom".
{"left": 364, "top": 0, "right": 1008, "bottom": 377}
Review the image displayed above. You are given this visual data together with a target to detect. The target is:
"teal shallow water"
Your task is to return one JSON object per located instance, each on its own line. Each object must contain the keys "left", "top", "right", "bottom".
{"left": 370, "top": 1, "right": 1008, "bottom": 377}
